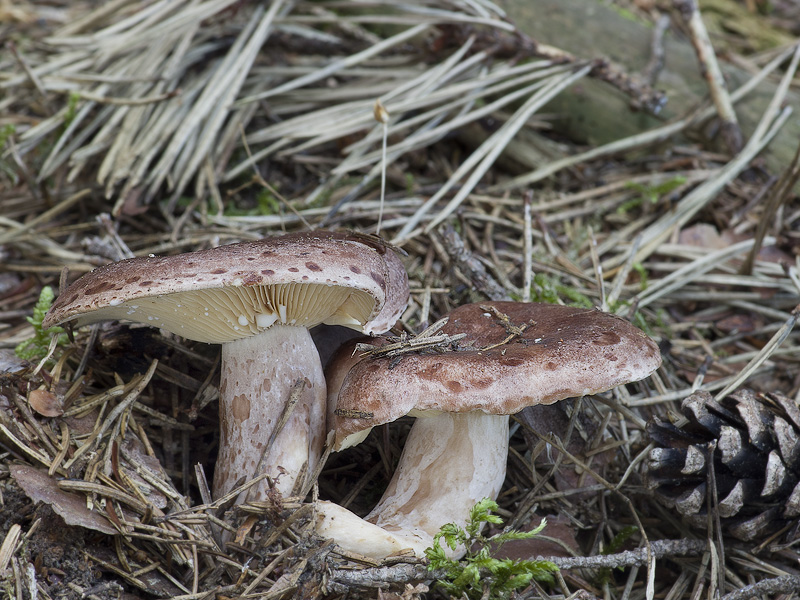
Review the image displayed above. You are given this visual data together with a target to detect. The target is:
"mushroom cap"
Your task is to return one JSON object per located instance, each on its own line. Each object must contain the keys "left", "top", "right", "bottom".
{"left": 324, "top": 335, "right": 391, "bottom": 437}
{"left": 331, "top": 301, "right": 661, "bottom": 448}
{"left": 43, "top": 231, "right": 408, "bottom": 343}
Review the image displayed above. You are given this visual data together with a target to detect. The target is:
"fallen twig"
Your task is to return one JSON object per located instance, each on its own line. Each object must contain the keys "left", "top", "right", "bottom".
{"left": 439, "top": 225, "right": 511, "bottom": 301}
{"left": 674, "top": 0, "right": 742, "bottom": 153}
{"left": 328, "top": 539, "right": 707, "bottom": 590}
{"left": 720, "top": 575, "right": 800, "bottom": 600}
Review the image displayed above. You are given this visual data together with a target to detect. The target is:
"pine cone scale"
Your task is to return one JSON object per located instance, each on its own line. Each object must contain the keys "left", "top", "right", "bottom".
{"left": 646, "top": 389, "right": 800, "bottom": 541}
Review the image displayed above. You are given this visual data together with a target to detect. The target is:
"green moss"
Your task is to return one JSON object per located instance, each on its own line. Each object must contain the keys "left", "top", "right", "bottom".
{"left": 223, "top": 188, "right": 283, "bottom": 216}
{"left": 0, "top": 124, "right": 18, "bottom": 180}
{"left": 63, "top": 92, "right": 81, "bottom": 131}
{"left": 631, "top": 261, "right": 649, "bottom": 290}
{"left": 304, "top": 175, "right": 364, "bottom": 210}
{"left": 0, "top": 124, "right": 15, "bottom": 150}
{"left": 617, "top": 176, "right": 686, "bottom": 214}
{"left": 256, "top": 189, "right": 281, "bottom": 215}
{"left": 529, "top": 273, "right": 592, "bottom": 308}
{"left": 15, "top": 287, "right": 68, "bottom": 363}
{"left": 426, "top": 498, "right": 558, "bottom": 600}
{"left": 405, "top": 173, "right": 415, "bottom": 195}
{"left": 604, "top": 1, "right": 650, "bottom": 25}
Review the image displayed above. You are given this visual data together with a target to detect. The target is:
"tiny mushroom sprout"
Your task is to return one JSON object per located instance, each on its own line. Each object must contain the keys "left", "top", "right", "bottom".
{"left": 42, "top": 231, "right": 408, "bottom": 502}
{"left": 315, "top": 301, "right": 661, "bottom": 559}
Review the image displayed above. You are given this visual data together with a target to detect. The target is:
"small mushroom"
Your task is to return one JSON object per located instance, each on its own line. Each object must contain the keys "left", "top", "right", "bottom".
{"left": 43, "top": 231, "right": 408, "bottom": 501}
{"left": 316, "top": 301, "right": 661, "bottom": 558}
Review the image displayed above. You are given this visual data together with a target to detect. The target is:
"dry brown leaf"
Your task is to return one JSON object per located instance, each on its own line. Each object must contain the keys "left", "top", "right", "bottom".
{"left": 678, "top": 223, "right": 728, "bottom": 250}
{"left": 9, "top": 464, "right": 118, "bottom": 535}
{"left": 28, "top": 388, "right": 63, "bottom": 417}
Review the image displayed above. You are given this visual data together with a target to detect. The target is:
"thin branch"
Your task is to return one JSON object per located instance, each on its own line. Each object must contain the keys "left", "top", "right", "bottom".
{"left": 720, "top": 575, "right": 800, "bottom": 600}
{"left": 674, "top": 0, "right": 741, "bottom": 153}
{"left": 328, "top": 539, "right": 707, "bottom": 590}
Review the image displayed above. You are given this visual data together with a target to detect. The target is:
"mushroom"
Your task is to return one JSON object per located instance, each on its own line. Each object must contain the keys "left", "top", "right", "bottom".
{"left": 316, "top": 301, "right": 661, "bottom": 558}
{"left": 42, "top": 231, "right": 408, "bottom": 501}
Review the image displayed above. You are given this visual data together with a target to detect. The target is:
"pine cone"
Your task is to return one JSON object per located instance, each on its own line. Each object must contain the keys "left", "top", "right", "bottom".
{"left": 645, "top": 389, "right": 800, "bottom": 541}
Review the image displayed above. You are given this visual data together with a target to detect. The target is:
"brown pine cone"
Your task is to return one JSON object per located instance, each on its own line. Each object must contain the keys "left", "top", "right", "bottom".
{"left": 645, "top": 389, "right": 800, "bottom": 541}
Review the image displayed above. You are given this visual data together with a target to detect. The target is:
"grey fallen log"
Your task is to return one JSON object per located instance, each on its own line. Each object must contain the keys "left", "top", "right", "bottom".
{"left": 498, "top": 0, "right": 800, "bottom": 174}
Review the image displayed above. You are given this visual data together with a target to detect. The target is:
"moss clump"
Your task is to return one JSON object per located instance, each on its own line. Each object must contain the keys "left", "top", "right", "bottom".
{"left": 15, "top": 287, "right": 68, "bottom": 362}
{"left": 425, "top": 498, "right": 559, "bottom": 600}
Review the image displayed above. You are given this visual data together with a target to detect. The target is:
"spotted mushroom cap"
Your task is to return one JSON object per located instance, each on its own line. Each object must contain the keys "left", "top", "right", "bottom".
{"left": 43, "top": 231, "right": 409, "bottom": 343}
{"left": 331, "top": 301, "right": 661, "bottom": 449}
{"left": 324, "top": 335, "right": 390, "bottom": 439}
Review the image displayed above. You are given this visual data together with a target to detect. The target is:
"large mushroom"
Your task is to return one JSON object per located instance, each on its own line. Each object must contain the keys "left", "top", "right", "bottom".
{"left": 43, "top": 231, "right": 408, "bottom": 501}
{"left": 316, "top": 301, "right": 661, "bottom": 558}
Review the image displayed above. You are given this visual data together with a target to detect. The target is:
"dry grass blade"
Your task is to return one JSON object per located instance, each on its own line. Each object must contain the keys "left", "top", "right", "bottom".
{"left": 231, "top": 54, "right": 573, "bottom": 221}
{"left": 327, "top": 60, "right": 567, "bottom": 171}
{"left": 675, "top": 0, "right": 741, "bottom": 152}
{"left": 740, "top": 141, "right": 800, "bottom": 275}
{"left": 4, "top": 0, "right": 529, "bottom": 214}
{"left": 0, "top": 189, "right": 90, "bottom": 245}
{"left": 158, "top": 3, "right": 286, "bottom": 211}
{"left": 713, "top": 305, "right": 800, "bottom": 401}
{"left": 0, "top": 422, "right": 52, "bottom": 467}
{"left": 57, "top": 480, "right": 149, "bottom": 515}
{"left": 626, "top": 43, "right": 800, "bottom": 266}
{"left": 0, "top": 525, "right": 22, "bottom": 572}
{"left": 355, "top": 332, "right": 466, "bottom": 358}
{"left": 238, "top": 23, "right": 432, "bottom": 107}
{"left": 635, "top": 238, "right": 764, "bottom": 309}
{"left": 394, "top": 64, "right": 592, "bottom": 242}
{"left": 495, "top": 42, "right": 797, "bottom": 193}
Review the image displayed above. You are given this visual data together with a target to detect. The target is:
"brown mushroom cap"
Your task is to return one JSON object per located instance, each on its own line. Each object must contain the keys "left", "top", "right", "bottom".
{"left": 332, "top": 301, "right": 661, "bottom": 446}
{"left": 43, "top": 231, "right": 408, "bottom": 343}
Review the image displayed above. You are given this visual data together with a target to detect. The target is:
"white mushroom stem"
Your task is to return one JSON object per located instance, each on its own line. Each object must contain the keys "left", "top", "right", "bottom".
{"left": 315, "top": 411, "right": 508, "bottom": 559}
{"left": 214, "top": 325, "right": 326, "bottom": 501}
{"left": 314, "top": 501, "right": 433, "bottom": 558}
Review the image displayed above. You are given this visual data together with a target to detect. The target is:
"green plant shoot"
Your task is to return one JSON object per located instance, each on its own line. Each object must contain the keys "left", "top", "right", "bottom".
{"left": 529, "top": 273, "right": 593, "bottom": 308}
{"left": 0, "top": 124, "right": 18, "bottom": 181}
{"left": 617, "top": 176, "right": 686, "bottom": 214}
{"left": 15, "top": 287, "right": 68, "bottom": 362}
{"left": 63, "top": 92, "right": 81, "bottom": 129}
{"left": 0, "top": 124, "right": 16, "bottom": 150}
{"left": 425, "top": 498, "right": 559, "bottom": 600}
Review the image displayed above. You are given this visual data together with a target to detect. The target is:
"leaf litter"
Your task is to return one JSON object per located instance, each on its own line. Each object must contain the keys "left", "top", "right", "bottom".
{"left": 1, "top": 1, "right": 800, "bottom": 599}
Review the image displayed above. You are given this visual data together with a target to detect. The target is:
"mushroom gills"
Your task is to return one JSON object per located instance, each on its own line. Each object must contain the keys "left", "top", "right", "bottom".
{"left": 71, "top": 283, "right": 375, "bottom": 343}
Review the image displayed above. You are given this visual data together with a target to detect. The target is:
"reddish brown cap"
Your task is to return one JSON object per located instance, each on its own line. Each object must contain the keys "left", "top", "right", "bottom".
{"left": 43, "top": 231, "right": 408, "bottom": 343}
{"left": 331, "top": 301, "right": 661, "bottom": 448}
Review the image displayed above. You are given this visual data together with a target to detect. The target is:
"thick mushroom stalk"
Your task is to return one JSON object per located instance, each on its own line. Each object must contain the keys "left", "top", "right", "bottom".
{"left": 215, "top": 326, "right": 326, "bottom": 499}
{"left": 366, "top": 412, "right": 507, "bottom": 543}
{"left": 319, "top": 301, "right": 662, "bottom": 559}
{"left": 315, "top": 411, "right": 507, "bottom": 558}
{"left": 43, "top": 231, "right": 408, "bottom": 504}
